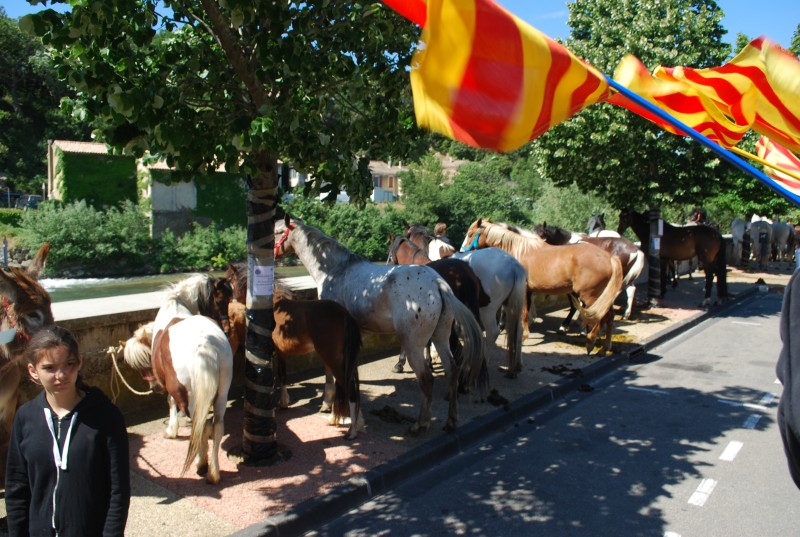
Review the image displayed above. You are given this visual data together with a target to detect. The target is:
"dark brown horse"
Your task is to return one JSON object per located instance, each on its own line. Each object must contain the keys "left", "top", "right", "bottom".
{"left": 225, "top": 263, "right": 364, "bottom": 439}
{"left": 617, "top": 209, "right": 728, "bottom": 305}
{"left": 534, "top": 223, "right": 646, "bottom": 323}
{"left": 461, "top": 219, "right": 623, "bottom": 355}
{"left": 0, "top": 243, "right": 53, "bottom": 484}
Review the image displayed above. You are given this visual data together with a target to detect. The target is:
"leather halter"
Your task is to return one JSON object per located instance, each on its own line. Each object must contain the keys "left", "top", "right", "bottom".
{"left": 275, "top": 223, "right": 295, "bottom": 259}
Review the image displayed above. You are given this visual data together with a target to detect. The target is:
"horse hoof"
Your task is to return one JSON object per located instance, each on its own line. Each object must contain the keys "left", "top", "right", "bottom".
{"left": 443, "top": 421, "right": 457, "bottom": 433}
{"left": 557, "top": 326, "right": 568, "bottom": 335}
{"left": 392, "top": 363, "right": 404, "bottom": 373}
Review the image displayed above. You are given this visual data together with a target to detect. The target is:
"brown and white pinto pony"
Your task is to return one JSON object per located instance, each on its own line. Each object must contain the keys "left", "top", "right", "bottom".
{"left": 123, "top": 274, "right": 233, "bottom": 484}
{"left": 461, "top": 219, "right": 623, "bottom": 355}
{"left": 224, "top": 263, "right": 365, "bottom": 439}
{"left": 0, "top": 243, "right": 53, "bottom": 484}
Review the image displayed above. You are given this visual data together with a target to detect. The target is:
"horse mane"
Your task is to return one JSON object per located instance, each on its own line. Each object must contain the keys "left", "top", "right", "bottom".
{"left": 482, "top": 221, "right": 545, "bottom": 256}
{"left": 294, "top": 221, "right": 366, "bottom": 265}
{"left": 123, "top": 322, "right": 154, "bottom": 373}
{"left": 225, "top": 262, "right": 248, "bottom": 303}
{"left": 161, "top": 273, "right": 226, "bottom": 319}
{"left": 388, "top": 235, "right": 426, "bottom": 262}
{"left": 273, "top": 277, "right": 297, "bottom": 301}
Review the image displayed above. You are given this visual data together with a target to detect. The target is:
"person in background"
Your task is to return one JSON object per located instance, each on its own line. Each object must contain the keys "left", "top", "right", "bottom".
{"left": 5, "top": 326, "right": 131, "bottom": 537}
{"left": 777, "top": 269, "right": 800, "bottom": 490}
{"left": 434, "top": 222, "right": 451, "bottom": 245}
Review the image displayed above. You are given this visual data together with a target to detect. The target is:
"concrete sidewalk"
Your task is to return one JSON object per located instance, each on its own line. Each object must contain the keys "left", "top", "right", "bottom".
{"left": 0, "top": 265, "right": 792, "bottom": 537}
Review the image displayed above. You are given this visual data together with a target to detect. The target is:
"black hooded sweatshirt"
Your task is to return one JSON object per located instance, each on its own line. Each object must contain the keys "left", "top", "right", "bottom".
{"left": 5, "top": 386, "right": 131, "bottom": 537}
{"left": 778, "top": 269, "right": 800, "bottom": 489}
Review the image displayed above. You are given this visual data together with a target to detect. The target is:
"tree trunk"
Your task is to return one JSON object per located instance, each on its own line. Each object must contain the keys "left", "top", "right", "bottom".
{"left": 241, "top": 150, "right": 282, "bottom": 464}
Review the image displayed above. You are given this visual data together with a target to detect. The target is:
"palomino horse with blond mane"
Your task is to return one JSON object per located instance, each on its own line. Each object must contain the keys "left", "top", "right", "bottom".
{"left": 123, "top": 274, "right": 233, "bottom": 484}
{"left": 275, "top": 215, "right": 488, "bottom": 434}
{"left": 224, "top": 263, "right": 365, "bottom": 439}
{"left": 461, "top": 219, "right": 623, "bottom": 355}
{"left": 0, "top": 243, "right": 53, "bottom": 483}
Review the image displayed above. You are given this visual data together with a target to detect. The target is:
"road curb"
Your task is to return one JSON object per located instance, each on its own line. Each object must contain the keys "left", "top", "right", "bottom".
{"left": 230, "top": 285, "right": 762, "bottom": 537}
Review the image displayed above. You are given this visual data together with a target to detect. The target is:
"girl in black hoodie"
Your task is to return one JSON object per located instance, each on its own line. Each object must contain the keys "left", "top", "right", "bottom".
{"left": 5, "top": 326, "right": 130, "bottom": 536}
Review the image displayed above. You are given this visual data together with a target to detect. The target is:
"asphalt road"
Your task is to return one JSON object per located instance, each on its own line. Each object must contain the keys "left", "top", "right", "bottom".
{"left": 307, "top": 289, "right": 798, "bottom": 536}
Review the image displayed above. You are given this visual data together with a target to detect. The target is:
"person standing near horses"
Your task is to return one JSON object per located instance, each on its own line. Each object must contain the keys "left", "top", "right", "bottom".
{"left": 434, "top": 222, "right": 451, "bottom": 245}
{"left": 5, "top": 326, "right": 131, "bottom": 537}
{"left": 777, "top": 269, "right": 800, "bottom": 489}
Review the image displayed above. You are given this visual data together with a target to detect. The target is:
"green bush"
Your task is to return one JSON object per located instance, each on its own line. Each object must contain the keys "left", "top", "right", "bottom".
{"left": 0, "top": 209, "right": 22, "bottom": 227}
{"left": 17, "top": 200, "right": 247, "bottom": 276}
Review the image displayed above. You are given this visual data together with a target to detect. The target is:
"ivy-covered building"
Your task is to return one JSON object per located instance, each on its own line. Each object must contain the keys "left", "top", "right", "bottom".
{"left": 47, "top": 140, "right": 246, "bottom": 237}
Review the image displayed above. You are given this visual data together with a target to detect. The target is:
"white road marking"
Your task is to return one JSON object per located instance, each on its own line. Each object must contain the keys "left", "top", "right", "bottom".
{"left": 731, "top": 321, "right": 761, "bottom": 326}
{"left": 627, "top": 386, "right": 669, "bottom": 395}
{"left": 719, "top": 441, "right": 744, "bottom": 461}
{"left": 688, "top": 478, "right": 718, "bottom": 506}
{"left": 664, "top": 532, "right": 682, "bottom": 537}
{"left": 717, "top": 399, "right": 770, "bottom": 412}
{"left": 776, "top": 378, "right": 783, "bottom": 385}
{"left": 759, "top": 392, "right": 776, "bottom": 405}
{"left": 743, "top": 414, "right": 762, "bottom": 429}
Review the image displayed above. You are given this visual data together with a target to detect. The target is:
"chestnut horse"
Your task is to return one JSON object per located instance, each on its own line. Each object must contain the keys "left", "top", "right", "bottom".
{"left": 0, "top": 243, "right": 53, "bottom": 484}
{"left": 123, "top": 274, "right": 233, "bottom": 484}
{"left": 460, "top": 219, "right": 623, "bottom": 355}
{"left": 276, "top": 215, "right": 488, "bottom": 434}
{"left": 617, "top": 209, "right": 728, "bottom": 305}
{"left": 534, "top": 223, "right": 646, "bottom": 322}
{"left": 224, "top": 264, "right": 364, "bottom": 439}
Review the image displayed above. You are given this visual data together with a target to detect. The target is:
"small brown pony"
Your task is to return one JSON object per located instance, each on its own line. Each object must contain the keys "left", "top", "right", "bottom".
{"left": 224, "top": 263, "right": 363, "bottom": 439}
{"left": 617, "top": 209, "right": 728, "bottom": 305}
{"left": 0, "top": 244, "right": 54, "bottom": 483}
{"left": 460, "top": 219, "right": 623, "bottom": 355}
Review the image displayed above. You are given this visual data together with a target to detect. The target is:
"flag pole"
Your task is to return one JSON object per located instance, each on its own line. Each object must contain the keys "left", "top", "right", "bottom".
{"left": 604, "top": 76, "right": 800, "bottom": 208}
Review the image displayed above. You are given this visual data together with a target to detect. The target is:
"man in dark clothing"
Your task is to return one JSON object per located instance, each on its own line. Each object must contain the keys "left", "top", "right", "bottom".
{"left": 777, "top": 269, "right": 800, "bottom": 489}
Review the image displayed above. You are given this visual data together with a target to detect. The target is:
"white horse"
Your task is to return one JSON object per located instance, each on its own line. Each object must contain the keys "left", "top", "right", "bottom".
{"left": 453, "top": 248, "right": 528, "bottom": 376}
{"left": 275, "top": 215, "right": 488, "bottom": 433}
{"left": 750, "top": 217, "right": 773, "bottom": 269}
{"left": 772, "top": 217, "right": 794, "bottom": 267}
{"left": 123, "top": 274, "right": 233, "bottom": 484}
{"left": 730, "top": 217, "right": 747, "bottom": 266}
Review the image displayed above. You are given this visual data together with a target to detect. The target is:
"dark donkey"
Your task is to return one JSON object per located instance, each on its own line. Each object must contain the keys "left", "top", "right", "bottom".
{"left": 618, "top": 209, "right": 728, "bottom": 305}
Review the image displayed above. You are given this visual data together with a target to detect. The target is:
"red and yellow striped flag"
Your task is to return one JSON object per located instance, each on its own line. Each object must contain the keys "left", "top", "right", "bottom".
{"left": 607, "top": 37, "right": 800, "bottom": 153}
{"left": 395, "top": 0, "right": 610, "bottom": 152}
{"left": 755, "top": 137, "right": 800, "bottom": 200}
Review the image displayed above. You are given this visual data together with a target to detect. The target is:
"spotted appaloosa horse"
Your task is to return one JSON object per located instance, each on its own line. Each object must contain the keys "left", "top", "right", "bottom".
{"left": 0, "top": 243, "right": 53, "bottom": 484}
{"left": 123, "top": 274, "right": 233, "bottom": 484}
{"left": 276, "top": 215, "right": 488, "bottom": 433}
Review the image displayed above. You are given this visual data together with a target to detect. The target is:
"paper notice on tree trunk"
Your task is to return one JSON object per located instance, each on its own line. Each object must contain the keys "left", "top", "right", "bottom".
{"left": 252, "top": 265, "right": 274, "bottom": 297}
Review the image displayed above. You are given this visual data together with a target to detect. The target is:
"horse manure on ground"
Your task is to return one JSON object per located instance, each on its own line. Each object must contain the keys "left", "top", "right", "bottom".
{"left": 541, "top": 364, "right": 583, "bottom": 378}
{"left": 370, "top": 405, "right": 415, "bottom": 424}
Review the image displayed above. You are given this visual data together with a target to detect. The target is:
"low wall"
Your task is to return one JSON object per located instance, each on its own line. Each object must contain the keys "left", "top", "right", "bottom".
{"left": 30, "top": 279, "right": 567, "bottom": 423}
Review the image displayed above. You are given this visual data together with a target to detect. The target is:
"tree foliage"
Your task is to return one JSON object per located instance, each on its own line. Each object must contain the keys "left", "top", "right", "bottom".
{"left": 0, "top": 7, "right": 88, "bottom": 193}
{"left": 22, "top": 1, "right": 422, "bottom": 200}
{"left": 533, "top": 0, "right": 731, "bottom": 209}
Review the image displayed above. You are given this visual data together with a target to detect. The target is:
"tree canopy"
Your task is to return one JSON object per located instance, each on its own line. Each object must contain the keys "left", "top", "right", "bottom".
{"left": 22, "top": 1, "right": 422, "bottom": 200}
{"left": 533, "top": 0, "right": 732, "bottom": 210}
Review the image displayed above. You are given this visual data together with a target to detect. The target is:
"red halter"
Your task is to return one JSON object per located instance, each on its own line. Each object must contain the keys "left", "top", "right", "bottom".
{"left": 274, "top": 223, "right": 295, "bottom": 259}
{"left": 1, "top": 295, "right": 29, "bottom": 343}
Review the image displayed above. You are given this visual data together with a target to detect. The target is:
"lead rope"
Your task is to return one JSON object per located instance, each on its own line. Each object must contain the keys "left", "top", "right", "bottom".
{"left": 106, "top": 344, "right": 152, "bottom": 402}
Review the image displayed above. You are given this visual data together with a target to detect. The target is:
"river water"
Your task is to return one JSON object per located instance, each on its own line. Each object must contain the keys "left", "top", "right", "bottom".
{"left": 41, "top": 265, "right": 310, "bottom": 303}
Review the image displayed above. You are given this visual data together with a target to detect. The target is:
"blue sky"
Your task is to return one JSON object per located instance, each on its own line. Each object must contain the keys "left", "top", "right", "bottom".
{"left": 2, "top": 0, "right": 797, "bottom": 49}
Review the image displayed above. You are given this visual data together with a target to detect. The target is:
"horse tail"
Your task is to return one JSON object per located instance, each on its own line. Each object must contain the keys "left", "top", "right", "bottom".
{"left": 576, "top": 254, "right": 623, "bottom": 325}
{"left": 182, "top": 345, "right": 220, "bottom": 477}
{"left": 333, "top": 313, "right": 363, "bottom": 424}
{"left": 503, "top": 265, "right": 526, "bottom": 374}
{"left": 622, "top": 249, "right": 647, "bottom": 288}
{"left": 437, "top": 279, "right": 489, "bottom": 397}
